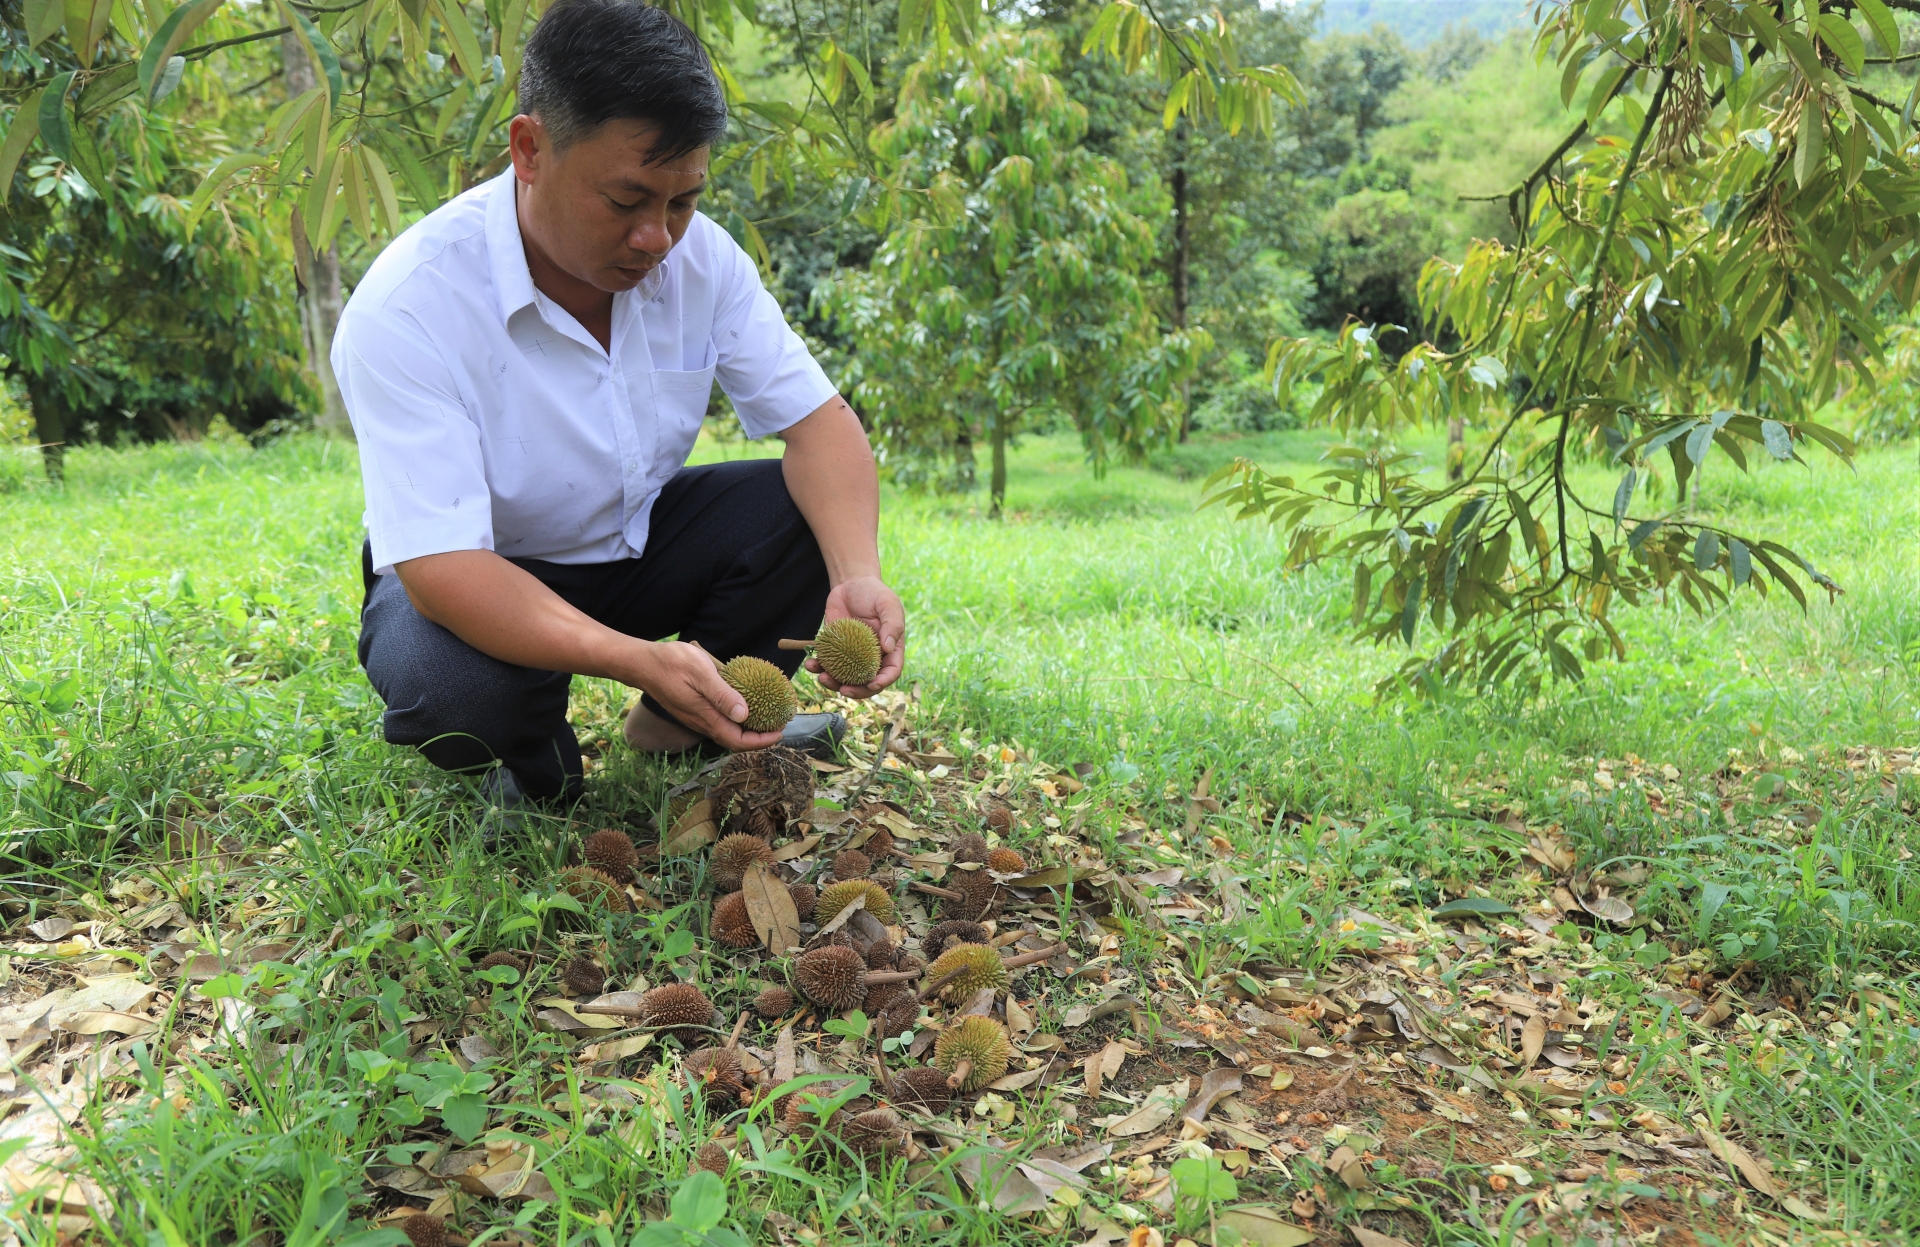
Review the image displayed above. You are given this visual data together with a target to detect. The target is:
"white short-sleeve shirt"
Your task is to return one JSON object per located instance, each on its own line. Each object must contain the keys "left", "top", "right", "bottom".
{"left": 332, "top": 170, "right": 836, "bottom": 576}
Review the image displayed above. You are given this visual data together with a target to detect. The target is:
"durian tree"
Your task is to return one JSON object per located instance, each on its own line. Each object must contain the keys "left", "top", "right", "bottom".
{"left": 0, "top": 0, "right": 1295, "bottom": 470}
{"left": 818, "top": 27, "right": 1213, "bottom": 513}
{"left": 1204, "top": 0, "right": 1917, "bottom": 693}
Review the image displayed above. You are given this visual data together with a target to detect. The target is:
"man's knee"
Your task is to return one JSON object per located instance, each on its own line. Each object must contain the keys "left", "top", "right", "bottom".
{"left": 360, "top": 574, "right": 567, "bottom": 753}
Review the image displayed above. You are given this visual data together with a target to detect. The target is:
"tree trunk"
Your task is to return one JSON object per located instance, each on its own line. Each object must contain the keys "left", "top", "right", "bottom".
{"left": 285, "top": 32, "right": 352, "bottom": 439}
{"left": 989, "top": 411, "right": 1007, "bottom": 518}
{"left": 1447, "top": 416, "right": 1464, "bottom": 482}
{"left": 1172, "top": 120, "right": 1192, "bottom": 443}
{"left": 26, "top": 373, "right": 64, "bottom": 482}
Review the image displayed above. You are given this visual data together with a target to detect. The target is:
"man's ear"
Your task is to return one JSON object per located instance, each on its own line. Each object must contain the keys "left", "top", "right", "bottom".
{"left": 509, "top": 114, "right": 547, "bottom": 185}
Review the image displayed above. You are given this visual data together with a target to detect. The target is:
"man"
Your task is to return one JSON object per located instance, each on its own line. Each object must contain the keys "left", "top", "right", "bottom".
{"left": 333, "top": 0, "right": 904, "bottom": 812}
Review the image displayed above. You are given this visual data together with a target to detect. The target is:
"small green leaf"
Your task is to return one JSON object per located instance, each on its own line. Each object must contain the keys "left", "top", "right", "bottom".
{"left": 1760, "top": 419, "right": 1793, "bottom": 460}
{"left": 1729, "top": 537, "right": 1752, "bottom": 586}
{"left": 1612, "top": 467, "right": 1636, "bottom": 525}
{"left": 439, "top": 1092, "right": 487, "bottom": 1142}
{"left": 669, "top": 1170, "right": 729, "bottom": 1234}
{"left": 1694, "top": 529, "right": 1720, "bottom": 572}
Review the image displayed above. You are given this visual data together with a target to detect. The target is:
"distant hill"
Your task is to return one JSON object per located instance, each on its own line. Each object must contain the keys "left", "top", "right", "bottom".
{"left": 1315, "top": 0, "right": 1528, "bottom": 44}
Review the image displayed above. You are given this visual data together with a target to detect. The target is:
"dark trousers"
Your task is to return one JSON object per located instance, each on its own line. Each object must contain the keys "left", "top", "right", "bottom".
{"left": 357, "top": 458, "right": 829, "bottom": 801}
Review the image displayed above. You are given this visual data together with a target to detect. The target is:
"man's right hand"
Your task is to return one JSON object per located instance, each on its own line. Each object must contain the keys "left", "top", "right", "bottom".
{"left": 628, "top": 640, "right": 785, "bottom": 752}
{"left": 397, "top": 550, "right": 784, "bottom": 752}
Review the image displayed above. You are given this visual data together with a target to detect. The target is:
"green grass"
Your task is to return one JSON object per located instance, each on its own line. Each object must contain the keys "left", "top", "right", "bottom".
{"left": 3, "top": 428, "right": 1919, "bottom": 1243}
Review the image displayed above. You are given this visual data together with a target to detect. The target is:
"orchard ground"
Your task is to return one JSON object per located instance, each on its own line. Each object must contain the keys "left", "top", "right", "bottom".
{"left": 0, "top": 424, "right": 1917, "bottom": 1245}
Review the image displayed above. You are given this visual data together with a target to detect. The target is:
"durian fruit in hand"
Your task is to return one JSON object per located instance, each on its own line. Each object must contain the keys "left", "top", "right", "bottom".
{"left": 813, "top": 617, "right": 883, "bottom": 687}
{"left": 720, "top": 656, "right": 798, "bottom": 733}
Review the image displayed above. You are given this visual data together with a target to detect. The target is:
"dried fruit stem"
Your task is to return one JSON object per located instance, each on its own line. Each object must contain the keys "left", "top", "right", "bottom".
{"left": 864, "top": 968, "right": 922, "bottom": 986}
{"left": 725, "top": 1011, "right": 749, "bottom": 1051}
{"left": 999, "top": 944, "right": 1067, "bottom": 971}
{"left": 910, "top": 882, "right": 964, "bottom": 901}
{"left": 916, "top": 966, "right": 967, "bottom": 1002}
{"left": 777, "top": 638, "right": 813, "bottom": 650}
{"left": 944, "top": 1058, "right": 972, "bottom": 1090}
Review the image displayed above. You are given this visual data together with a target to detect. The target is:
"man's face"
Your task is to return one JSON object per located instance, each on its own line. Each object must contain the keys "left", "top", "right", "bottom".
{"left": 511, "top": 115, "right": 708, "bottom": 294}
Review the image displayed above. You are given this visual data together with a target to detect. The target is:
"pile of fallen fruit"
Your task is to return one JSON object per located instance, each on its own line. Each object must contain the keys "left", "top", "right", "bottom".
{"left": 3, "top": 693, "right": 1906, "bottom": 1245}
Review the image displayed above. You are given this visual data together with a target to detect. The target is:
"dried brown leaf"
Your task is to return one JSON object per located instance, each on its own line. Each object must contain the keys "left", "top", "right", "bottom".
{"left": 661, "top": 799, "right": 717, "bottom": 856}
{"left": 1699, "top": 1125, "right": 1781, "bottom": 1198}
{"left": 741, "top": 861, "right": 800, "bottom": 955}
{"left": 1519, "top": 1015, "right": 1546, "bottom": 1068}
{"left": 1182, "top": 1066, "right": 1243, "bottom": 1123}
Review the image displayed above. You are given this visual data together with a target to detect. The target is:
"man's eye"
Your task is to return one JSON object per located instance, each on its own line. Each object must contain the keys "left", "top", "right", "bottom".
{"left": 609, "top": 198, "right": 640, "bottom": 211}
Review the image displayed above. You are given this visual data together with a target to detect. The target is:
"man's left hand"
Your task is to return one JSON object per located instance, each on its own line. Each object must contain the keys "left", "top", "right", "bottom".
{"left": 810, "top": 575, "right": 905, "bottom": 697}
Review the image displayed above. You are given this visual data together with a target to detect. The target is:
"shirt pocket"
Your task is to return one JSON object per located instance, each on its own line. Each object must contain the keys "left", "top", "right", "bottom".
{"left": 648, "top": 360, "right": 717, "bottom": 479}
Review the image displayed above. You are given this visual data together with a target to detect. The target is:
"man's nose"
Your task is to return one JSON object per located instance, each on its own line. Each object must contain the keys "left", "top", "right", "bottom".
{"left": 629, "top": 211, "right": 672, "bottom": 256}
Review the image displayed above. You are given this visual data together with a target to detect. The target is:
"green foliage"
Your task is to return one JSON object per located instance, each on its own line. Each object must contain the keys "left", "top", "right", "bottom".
{"left": 1207, "top": 0, "right": 1909, "bottom": 692}
{"left": 820, "top": 28, "right": 1208, "bottom": 511}
{"left": 1169, "top": 1154, "right": 1237, "bottom": 1233}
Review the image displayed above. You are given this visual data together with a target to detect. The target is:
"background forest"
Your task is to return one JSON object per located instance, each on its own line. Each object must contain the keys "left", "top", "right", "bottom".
{"left": 0, "top": 2, "right": 1614, "bottom": 471}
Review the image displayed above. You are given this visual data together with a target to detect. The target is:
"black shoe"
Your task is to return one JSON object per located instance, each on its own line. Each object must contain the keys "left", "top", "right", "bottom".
{"left": 781, "top": 712, "right": 846, "bottom": 760}
{"left": 478, "top": 767, "right": 529, "bottom": 848}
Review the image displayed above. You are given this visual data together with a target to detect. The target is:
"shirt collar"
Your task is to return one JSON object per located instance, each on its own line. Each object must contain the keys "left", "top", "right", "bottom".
{"left": 485, "top": 170, "right": 538, "bottom": 323}
{"left": 483, "top": 167, "right": 672, "bottom": 326}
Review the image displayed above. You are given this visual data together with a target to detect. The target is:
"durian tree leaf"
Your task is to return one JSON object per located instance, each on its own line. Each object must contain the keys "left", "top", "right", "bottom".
{"left": 277, "top": 0, "right": 343, "bottom": 104}
{"left": 1430, "top": 896, "right": 1517, "bottom": 920}
{"left": 37, "top": 73, "right": 74, "bottom": 162}
{"left": 0, "top": 89, "right": 46, "bottom": 206}
{"left": 360, "top": 143, "right": 403, "bottom": 234}
{"left": 62, "top": 0, "right": 114, "bottom": 66}
{"left": 740, "top": 861, "right": 800, "bottom": 956}
{"left": 138, "top": 0, "right": 224, "bottom": 104}
{"left": 184, "top": 150, "right": 268, "bottom": 237}
{"left": 23, "top": 0, "right": 63, "bottom": 47}
{"left": 76, "top": 62, "right": 138, "bottom": 120}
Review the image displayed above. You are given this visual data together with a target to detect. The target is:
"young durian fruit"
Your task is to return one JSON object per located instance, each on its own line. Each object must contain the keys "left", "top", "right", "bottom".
{"left": 792, "top": 945, "right": 869, "bottom": 1012}
{"left": 950, "top": 833, "right": 990, "bottom": 865}
{"left": 787, "top": 882, "right": 818, "bottom": 920}
{"left": 712, "top": 891, "right": 760, "bottom": 949}
{"left": 682, "top": 1046, "right": 746, "bottom": 1106}
{"left": 922, "top": 920, "right": 989, "bottom": 961}
{"left": 933, "top": 1016, "right": 1012, "bottom": 1091}
{"left": 559, "top": 866, "right": 633, "bottom": 913}
{"left": 693, "top": 1141, "right": 731, "bottom": 1175}
{"left": 839, "top": 1107, "right": 907, "bottom": 1156}
{"left": 641, "top": 983, "right": 715, "bottom": 1044}
{"left": 815, "top": 879, "right": 898, "bottom": 925}
{"left": 720, "top": 656, "right": 797, "bottom": 732}
{"left": 831, "top": 849, "right": 872, "bottom": 881}
{"left": 923, "top": 943, "right": 1009, "bottom": 1003}
{"left": 560, "top": 956, "right": 606, "bottom": 998}
{"left": 583, "top": 828, "right": 641, "bottom": 881}
{"left": 942, "top": 868, "right": 999, "bottom": 921}
{"left": 754, "top": 985, "right": 796, "bottom": 1017}
{"left": 400, "top": 1214, "right": 448, "bottom": 1247}
{"left": 888, "top": 1066, "right": 953, "bottom": 1114}
{"left": 709, "top": 833, "right": 775, "bottom": 892}
{"left": 985, "top": 847, "right": 1026, "bottom": 874}
{"left": 813, "top": 618, "right": 883, "bottom": 687}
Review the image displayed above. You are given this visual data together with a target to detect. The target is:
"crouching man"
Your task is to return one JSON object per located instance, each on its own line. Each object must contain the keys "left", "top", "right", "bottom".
{"left": 333, "top": 0, "right": 903, "bottom": 813}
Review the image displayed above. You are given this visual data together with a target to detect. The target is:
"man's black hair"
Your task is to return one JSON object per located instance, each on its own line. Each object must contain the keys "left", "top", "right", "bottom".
{"left": 518, "top": 0, "right": 727, "bottom": 160}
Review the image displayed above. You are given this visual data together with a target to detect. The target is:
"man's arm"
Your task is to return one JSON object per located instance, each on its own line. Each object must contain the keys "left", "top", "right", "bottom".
{"left": 779, "top": 395, "right": 906, "bottom": 695}
{"left": 393, "top": 551, "right": 783, "bottom": 750}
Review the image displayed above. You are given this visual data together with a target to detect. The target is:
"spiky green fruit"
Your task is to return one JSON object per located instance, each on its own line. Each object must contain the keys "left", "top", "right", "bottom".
{"left": 815, "top": 618, "right": 882, "bottom": 687}
{"left": 720, "top": 656, "right": 798, "bottom": 732}
{"left": 934, "top": 1016, "right": 1011, "bottom": 1091}
{"left": 815, "top": 879, "right": 898, "bottom": 926}
{"left": 924, "top": 942, "right": 1008, "bottom": 1003}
